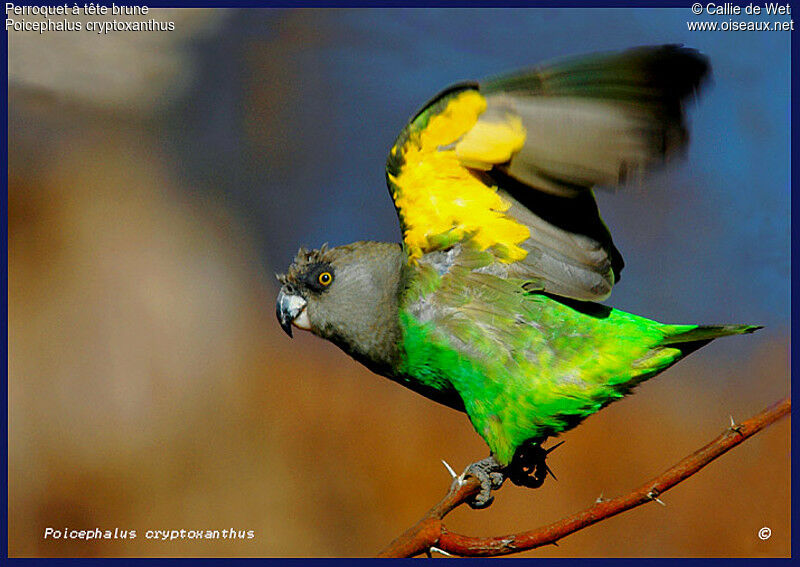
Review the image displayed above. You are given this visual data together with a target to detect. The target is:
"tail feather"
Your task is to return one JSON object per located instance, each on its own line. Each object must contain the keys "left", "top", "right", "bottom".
{"left": 617, "top": 323, "right": 761, "bottom": 393}
{"left": 663, "top": 324, "right": 763, "bottom": 345}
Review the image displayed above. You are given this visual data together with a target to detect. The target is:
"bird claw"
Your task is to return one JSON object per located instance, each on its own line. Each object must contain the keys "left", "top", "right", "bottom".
{"left": 464, "top": 456, "right": 506, "bottom": 509}
{"left": 461, "top": 441, "right": 562, "bottom": 509}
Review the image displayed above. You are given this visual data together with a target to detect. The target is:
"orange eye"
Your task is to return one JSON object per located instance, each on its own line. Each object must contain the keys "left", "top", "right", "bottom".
{"left": 318, "top": 271, "right": 332, "bottom": 286}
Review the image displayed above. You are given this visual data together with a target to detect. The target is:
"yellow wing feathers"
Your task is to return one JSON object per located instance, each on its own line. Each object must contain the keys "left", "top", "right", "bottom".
{"left": 454, "top": 113, "right": 526, "bottom": 170}
{"left": 388, "top": 90, "right": 530, "bottom": 263}
{"left": 384, "top": 47, "right": 710, "bottom": 300}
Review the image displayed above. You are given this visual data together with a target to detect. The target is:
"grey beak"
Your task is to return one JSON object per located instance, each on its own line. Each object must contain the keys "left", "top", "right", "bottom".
{"left": 276, "top": 288, "right": 307, "bottom": 338}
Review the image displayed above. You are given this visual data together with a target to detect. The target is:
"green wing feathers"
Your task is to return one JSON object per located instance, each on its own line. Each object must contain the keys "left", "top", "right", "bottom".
{"left": 481, "top": 44, "right": 708, "bottom": 103}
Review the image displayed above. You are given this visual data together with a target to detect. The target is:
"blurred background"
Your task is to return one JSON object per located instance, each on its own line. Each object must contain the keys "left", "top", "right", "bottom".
{"left": 8, "top": 8, "right": 789, "bottom": 558}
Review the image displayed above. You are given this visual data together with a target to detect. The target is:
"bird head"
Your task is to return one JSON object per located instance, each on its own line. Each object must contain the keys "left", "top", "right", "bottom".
{"left": 275, "top": 243, "right": 335, "bottom": 338}
{"left": 275, "top": 242, "right": 404, "bottom": 351}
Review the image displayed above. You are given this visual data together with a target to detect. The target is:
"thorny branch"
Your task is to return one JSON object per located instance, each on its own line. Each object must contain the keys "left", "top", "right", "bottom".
{"left": 378, "top": 397, "right": 790, "bottom": 558}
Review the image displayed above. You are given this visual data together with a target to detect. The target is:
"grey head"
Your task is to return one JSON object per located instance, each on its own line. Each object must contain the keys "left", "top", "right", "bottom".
{"left": 276, "top": 241, "right": 406, "bottom": 376}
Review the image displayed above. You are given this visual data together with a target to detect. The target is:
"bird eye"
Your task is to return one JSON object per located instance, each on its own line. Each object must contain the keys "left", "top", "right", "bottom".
{"left": 318, "top": 271, "right": 332, "bottom": 286}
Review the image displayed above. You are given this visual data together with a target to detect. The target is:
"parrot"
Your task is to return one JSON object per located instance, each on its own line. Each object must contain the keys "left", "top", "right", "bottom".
{"left": 275, "top": 45, "right": 761, "bottom": 508}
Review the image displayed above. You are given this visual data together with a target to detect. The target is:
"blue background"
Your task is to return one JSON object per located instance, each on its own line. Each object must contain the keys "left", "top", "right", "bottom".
{"left": 178, "top": 8, "right": 789, "bottom": 335}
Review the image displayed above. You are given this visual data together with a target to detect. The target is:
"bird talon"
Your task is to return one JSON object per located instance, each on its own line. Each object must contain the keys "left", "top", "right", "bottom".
{"left": 469, "top": 492, "right": 495, "bottom": 509}
{"left": 488, "top": 471, "right": 505, "bottom": 490}
{"left": 464, "top": 456, "right": 506, "bottom": 509}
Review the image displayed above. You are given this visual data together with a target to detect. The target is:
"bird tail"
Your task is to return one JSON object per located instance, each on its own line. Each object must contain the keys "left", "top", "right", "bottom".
{"left": 663, "top": 324, "right": 763, "bottom": 344}
{"left": 612, "top": 323, "right": 762, "bottom": 397}
{"left": 661, "top": 324, "right": 762, "bottom": 355}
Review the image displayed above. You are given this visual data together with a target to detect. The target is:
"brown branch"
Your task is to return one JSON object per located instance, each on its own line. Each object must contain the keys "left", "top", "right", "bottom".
{"left": 378, "top": 397, "right": 790, "bottom": 558}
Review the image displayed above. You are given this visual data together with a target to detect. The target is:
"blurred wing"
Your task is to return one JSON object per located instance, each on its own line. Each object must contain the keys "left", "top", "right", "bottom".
{"left": 385, "top": 45, "right": 710, "bottom": 301}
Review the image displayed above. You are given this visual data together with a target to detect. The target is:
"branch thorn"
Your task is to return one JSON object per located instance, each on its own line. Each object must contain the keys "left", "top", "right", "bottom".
{"left": 441, "top": 459, "right": 457, "bottom": 479}
{"left": 647, "top": 489, "right": 666, "bottom": 506}
{"left": 729, "top": 415, "right": 744, "bottom": 435}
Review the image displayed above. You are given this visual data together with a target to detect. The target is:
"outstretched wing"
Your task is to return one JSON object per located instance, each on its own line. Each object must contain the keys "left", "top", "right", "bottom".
{"left": 385, "top": 45, "right": 709, "bottom": 301}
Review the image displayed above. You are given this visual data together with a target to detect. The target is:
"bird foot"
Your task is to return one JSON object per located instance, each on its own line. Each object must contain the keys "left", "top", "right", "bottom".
{"left": 464, "top": 456, "right": 506, "bottom": 509}
{"left": 461, "top": 441, "right": 563, "bottom": 509}
{"left": 507, "top": 439, "right": 563, "bottom": 488}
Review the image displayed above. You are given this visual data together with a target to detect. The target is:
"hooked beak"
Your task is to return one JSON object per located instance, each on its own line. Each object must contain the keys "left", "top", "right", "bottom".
{"left": 276, "top": 288, "right": 308, "bottom": 338}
